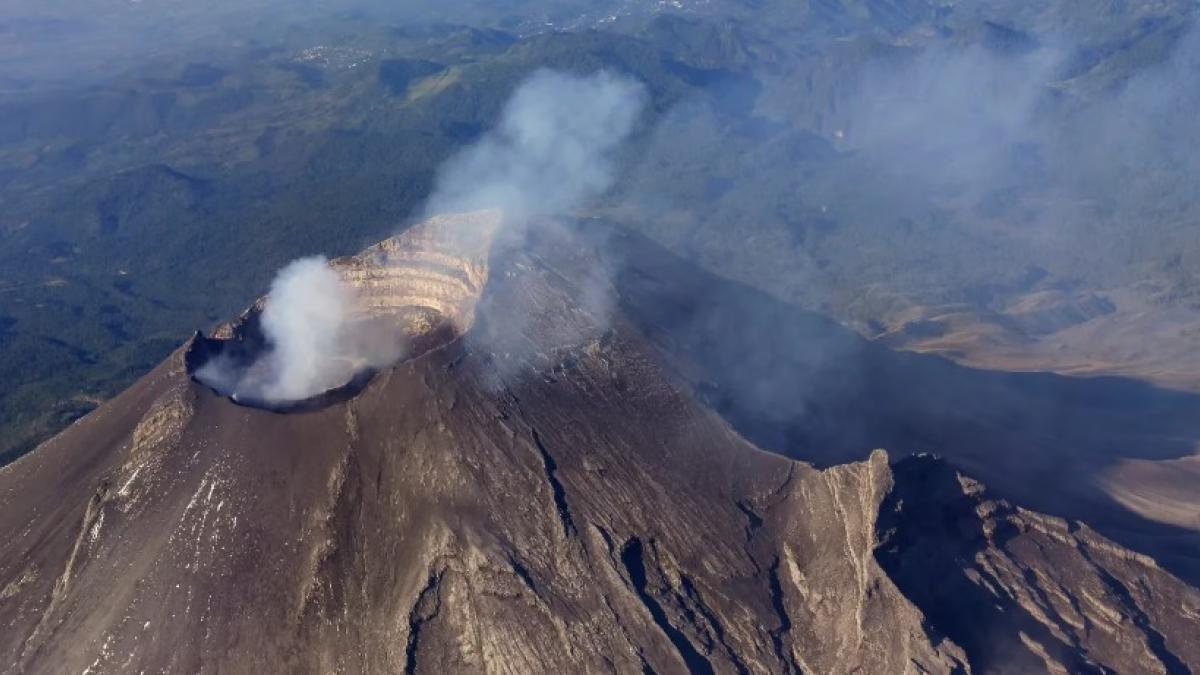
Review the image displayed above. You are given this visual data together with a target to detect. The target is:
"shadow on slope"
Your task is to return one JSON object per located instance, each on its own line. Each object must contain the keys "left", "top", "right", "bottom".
{"left": 876, "top": 455, "right": 1195, "bottom": 675}
{"left": 599, "top": 224, "right": 1200, "bottom": 585}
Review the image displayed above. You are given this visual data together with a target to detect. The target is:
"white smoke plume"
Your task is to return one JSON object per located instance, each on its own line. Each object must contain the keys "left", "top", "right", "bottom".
{"left": 422, "top": 68, "right": 646, "bottom": 379}
{"left": 248, "top": 257, "right": 358, "bottom": 401}
{"left": 424, "top": 68, "right": 646, "bottom": 222}
{"left": 196, "top": 69, "right": 645, "bottom": 405}
{"left": 197, "top": 256, "right": 402, "bottom": 404}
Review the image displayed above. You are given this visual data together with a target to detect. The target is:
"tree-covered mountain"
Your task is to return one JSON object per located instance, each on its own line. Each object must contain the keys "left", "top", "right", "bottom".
{"left": 2, "top": 0, "right": 1199, "bottom": 466}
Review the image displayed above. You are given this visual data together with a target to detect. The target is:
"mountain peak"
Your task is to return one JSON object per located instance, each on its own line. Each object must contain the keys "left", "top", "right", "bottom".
{"left": 185, "top": 210, "right": 502, "bottom": 410}
{"left": 2, "top": 221, "right": 1198, "bottom": 674}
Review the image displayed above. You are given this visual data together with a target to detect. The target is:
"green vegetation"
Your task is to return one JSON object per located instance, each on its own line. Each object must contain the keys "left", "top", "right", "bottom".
{"left": 3, "top": 0, "right": 1199, "bottom": 462}
{"left": 0, "top": 14, "right": 716, "bottom": 461}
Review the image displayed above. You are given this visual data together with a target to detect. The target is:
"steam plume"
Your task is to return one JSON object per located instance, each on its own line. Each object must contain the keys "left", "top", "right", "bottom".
{"left": 423, "top": 68, "right": 646, "bottom": 377}
{"left": 248, "top": 257, "right": 358, "bottom": 401}
{"left": 197, "top": 256, "right": 401, "bottom": 404}
{"left": 424, "top": 68, "right": 646, "bottom": 222}
{"left": 197, "top": 69, "right": 645, "bottom": 404}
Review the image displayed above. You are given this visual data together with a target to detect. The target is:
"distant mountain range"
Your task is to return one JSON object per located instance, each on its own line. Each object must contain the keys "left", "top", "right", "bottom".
{"left": 3, "top": 0, "right": 1199, "bottom": 466}
{"left": 2, "top": 5, "right": 1200, "bottom": 670}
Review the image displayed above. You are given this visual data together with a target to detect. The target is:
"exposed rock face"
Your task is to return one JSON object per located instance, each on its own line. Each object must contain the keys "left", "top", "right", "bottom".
{"left": 879, "top": 456, "right": 1200, "bottom": 675}
{"left": 0, "top": 215, "right": 1197, "bottom": 674}
{"left": 188, "top": 211, "right": 500, "bottom": 408}
{"left": 338, "top": 210, "right": 499, "bottom": 336}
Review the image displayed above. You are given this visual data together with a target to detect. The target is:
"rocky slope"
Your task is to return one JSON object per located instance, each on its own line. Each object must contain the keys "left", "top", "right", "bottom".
{"left": 338, "top": 210, "right": 499, "bottom": 335}
{"left": 0, "top": 214, "right": 1197, "bottom": 674}
{"left": 602, "top": 225, "right": 1200, "bottom": 589}
{"left": 881, "top": 455, "right": 1200, "bottom": 675}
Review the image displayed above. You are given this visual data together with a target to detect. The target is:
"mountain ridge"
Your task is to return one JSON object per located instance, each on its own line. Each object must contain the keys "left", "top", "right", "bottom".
{"left": 2, "top": 214, "right": 1197, "bottom": 674}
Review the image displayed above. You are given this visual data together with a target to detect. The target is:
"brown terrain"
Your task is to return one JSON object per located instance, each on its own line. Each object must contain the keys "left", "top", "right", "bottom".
{"left": 876, "top": 286, "right": 1200, "bottom": 548}
{"left": 880, "top": 288, "right": 1200, "bottom": 393}
{"left": 1, "top": 213, "right": 1198, "bottom": 673}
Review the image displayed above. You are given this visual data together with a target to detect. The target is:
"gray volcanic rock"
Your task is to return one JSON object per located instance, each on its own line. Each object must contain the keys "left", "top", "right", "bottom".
{"left": 0, "top": 215, "right": 1197, "bottom": 674}
{"left": 879, "top": 455, "right": 1200, "bottom": 675}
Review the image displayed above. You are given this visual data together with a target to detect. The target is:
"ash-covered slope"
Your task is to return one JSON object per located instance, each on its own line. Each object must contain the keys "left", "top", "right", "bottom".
{"left": 880, "top": 456, "right": 1200, "bottom": 675}
{"left": 0, "top": 214, "right": 1197, "bottom": 674}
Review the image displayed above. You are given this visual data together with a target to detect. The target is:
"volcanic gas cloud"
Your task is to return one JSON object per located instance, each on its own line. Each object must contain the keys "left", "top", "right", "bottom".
{"left": 191, "top": 68, "right": 645, "bottom": 407}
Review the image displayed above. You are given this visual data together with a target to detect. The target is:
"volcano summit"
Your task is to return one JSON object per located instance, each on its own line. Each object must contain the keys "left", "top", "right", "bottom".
{"left": 188, "top": 211, "right": 501, "bottom": 410}
{"left": 0, "top": 213, "right": 1198, "bottom": 674}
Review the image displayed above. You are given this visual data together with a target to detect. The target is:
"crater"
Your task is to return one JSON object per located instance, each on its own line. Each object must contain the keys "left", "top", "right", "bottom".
{"left": 186, "top": 210, "right": 501, "bottom": 412}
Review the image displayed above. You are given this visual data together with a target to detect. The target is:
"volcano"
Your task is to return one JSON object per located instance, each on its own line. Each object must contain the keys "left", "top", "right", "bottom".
{"left": 1, "top": 214, "right": 1198, "bottom": 674}
{"left": 187, "top": 211, "right": 501, "bottom": 410}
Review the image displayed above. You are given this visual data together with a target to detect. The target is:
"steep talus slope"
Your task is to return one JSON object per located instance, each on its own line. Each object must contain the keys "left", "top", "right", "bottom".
{"left": 0, "top": 215, "right": 1196, "bottom": 674}
{"left": 879, "top": 455, "right": 1200, "bottom": 675}
{"left": 602, "top": 225, "right": 1200, "bottom": 588}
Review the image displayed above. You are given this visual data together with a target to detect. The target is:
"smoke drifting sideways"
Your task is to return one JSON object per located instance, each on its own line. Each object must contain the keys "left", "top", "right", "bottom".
{"left": 842, "top": 43, "right": 1063, "bottom": 197}
{"left": 836, "top": 18, "right": 1200, "bottom": 246}
{"left": 196, "top": 69, "right": 646, "bottom": 405}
